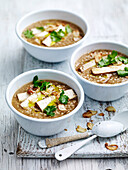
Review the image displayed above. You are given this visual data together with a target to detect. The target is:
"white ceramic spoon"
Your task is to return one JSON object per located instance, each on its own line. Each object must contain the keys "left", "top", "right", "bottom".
{"left": 55, "top": 111, "right": 128, "bottom": 161}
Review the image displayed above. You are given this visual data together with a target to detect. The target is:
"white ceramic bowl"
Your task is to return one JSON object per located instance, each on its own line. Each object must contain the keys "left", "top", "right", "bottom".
{"left": 16, "top": 9, "right": 88, "bottom": 63}
{"left": 70, "top": 42, "right": 128, "bottom": 101}
{"left": 6, "top": 69, "right": 84, "bottom": 136}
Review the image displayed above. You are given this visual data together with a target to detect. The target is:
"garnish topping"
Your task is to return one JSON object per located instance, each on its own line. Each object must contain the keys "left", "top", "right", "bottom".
{"left": 33, "top": 75, "right": 51, "bottom": 91}
{"left": 65, "top": 24, "right": 72, "bottom": 34}
{"left": 23, "top": 30, "right": 34, "bottom": 38}
{"left": 98, "top": 50, "right": 118, "bottom": 67}
{"left": 59, "top": 90, "right": 69, "bottom": 104}
{"left": 117, "top": 67, "right": 128, "bottom": 77}
{"left": 36, "top": 27, "right": 44, "bottom": 31}
{"left": 44, "top": 106, "right": 57, "bottom": 116}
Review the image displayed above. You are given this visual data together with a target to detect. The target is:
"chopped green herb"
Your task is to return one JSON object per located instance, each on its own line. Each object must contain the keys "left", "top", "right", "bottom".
{"left": 57, "top": 29, "right": 65, "bottom": 38}
{"left": 98, "top": 57, "right": 111, "bottom": 67}
{"left": 32, "top": 75, "right": 51, "bottom": 90}
{"left": 33, "top": 75, "right": 38, "bottom": 84}
{"left": 36, "top": 27, "right": 44, "bottom": 31}
{"left": 98, "top": 50, "right": 118, "bottom": 67}
{"left": 117, "top": 56, "right": 128, "bottom": 64}
{"left": 59, "top": 90, "right": 69, "bottom": 104}
{"left": 117, "top": 70, "right": 128, "bottom": 77}
{"left": 125, "top": 67, "right": 128, "bottom": 71}
{"left": 23, "top": 30, "right": 34, "bottom": 38}
{"left": 40, "top": 82, "right": 52, "bottom": 91}
{"left": 44, "top": 106, "right": 56, "bottom": 116}
{"left": 50, "top": 31, "right": 61, "bottom": 42}
{"left": 65, "top": 24, "right": 72, "bottom": 34}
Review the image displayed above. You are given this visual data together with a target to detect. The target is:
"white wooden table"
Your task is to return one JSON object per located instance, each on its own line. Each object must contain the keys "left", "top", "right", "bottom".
{"left": 1, "top": 0, "right": 128, "bottom": 169}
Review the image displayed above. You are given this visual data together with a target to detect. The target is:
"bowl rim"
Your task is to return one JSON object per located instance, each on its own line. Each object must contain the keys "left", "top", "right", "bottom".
{"left": 15, "top": 9, "right": 89, "bottom": 50}
{"left": 5, "top": 69, "right": 84, "bottom": 122}
{"left": 70, "top": 41, "right": 128, "bottom": 87}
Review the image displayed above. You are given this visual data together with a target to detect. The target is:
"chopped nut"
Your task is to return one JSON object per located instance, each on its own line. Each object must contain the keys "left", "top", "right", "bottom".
{"left": 105, "top": 143, "right": 118, "bottom": 151}
{"left": 83, "top": 110, "right": 98, "bottom": 118}
{"left": 76, "top": 125, "right": 87, "bottom": 133}
{"left": 73, "top": 30, "right": 80, "bottom": 37}
{"left": 98, "top": 113, "right": 104, "bottom": 116}
{"left": 105, "top": 106, "right": 116, "bottom": 112}
{"left": 64, "top": 129, "right": 67, "bottom": 131}
{"left": 87, "top": 122, "right": 94, "bottom": 130}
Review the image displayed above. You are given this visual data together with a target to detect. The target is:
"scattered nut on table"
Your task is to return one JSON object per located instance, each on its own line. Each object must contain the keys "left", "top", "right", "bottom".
{"left": 87, "top": 122, "right": 94, "bottom": 130}
{"left": 105, "top": 106, "right": 116, "bottom": 112}
{"left": 98, "top": 113, "right": 104, "bottom": 116}
{"left": 82, "top": 110, "right": 98, "bottom": 118}
{"left": 76, "top": 125, "right": 87, "bottom": 133}
{"left": 105, "top": 143, "right": 118, "bottom": 151}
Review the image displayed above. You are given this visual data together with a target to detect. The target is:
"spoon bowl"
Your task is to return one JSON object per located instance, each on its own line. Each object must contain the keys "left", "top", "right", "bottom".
{"left": 55, "top": 110, "right": 128, "bottom": 161}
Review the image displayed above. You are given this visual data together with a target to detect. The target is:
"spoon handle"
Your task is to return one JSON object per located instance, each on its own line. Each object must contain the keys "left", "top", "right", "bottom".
{"left": 55, "top": 134, "right": 97, "bottom": 161}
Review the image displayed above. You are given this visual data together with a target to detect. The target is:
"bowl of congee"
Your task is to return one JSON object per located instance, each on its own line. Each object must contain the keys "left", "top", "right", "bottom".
{"left": 16, "top": 10, "right": 88, "bottom": 62}
{"left": 6, "top": 69, "right": 84, "bottom": 136}
{"left": 70, "top": 42, "right": 128, "bottom": 101}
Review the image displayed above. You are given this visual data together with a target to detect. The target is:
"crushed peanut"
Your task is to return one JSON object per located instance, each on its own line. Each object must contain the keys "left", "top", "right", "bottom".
{"left": 76, "top": 125, "right": 87, "bottom": 133}
{"left": 83, "top": 110, "right": 97, "bottom": 118}
{"left": 98, "top": 113, "right": 104, "bottom": 116}
{"left": 87, "top": 122, "right": 94, "bottom": 130}
{"left": 105, "top": 143, "right": 118, "bottom": 151}
{"left": 105, "top": 106, "right": 116, "bottom": 112}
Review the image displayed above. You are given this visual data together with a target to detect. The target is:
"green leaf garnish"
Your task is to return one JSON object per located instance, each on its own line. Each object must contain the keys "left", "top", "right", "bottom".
{"left": 33, "top": 76, "right": 51, "bottom": 90}
{"left": 50, "top": 31, "right": 61, "bottom": 42}
{"left": 65, "top": 24, "right": 72, "bottom": 34}
{"left": 23, "top": 30, "right": 34, "bottom": 38}
{"left": 98, "top": 57, "right": 111, "bottom": 67}
{"left": 125, "top": 67, "right": 128, "bottom": 71}
{"left": 40, "top": 82, "right": 51, "bottom": 91}
{"left": 117, "top": 70, "right": 128, "bottom": 77}
{"left": 117, "top": 56, "right": 128, "bottom": 64}
{"left": 57, "top": 29, "right": 65, "bottom": 38}
{"left": 44, "top": 106, "right": 56, "bottom": 116}
{"left": 59, "top": 90, "right": 69, "bottom": 104}
{"left": 36, "top": 27, "right": 44, "bottom": 31}
{"left": 33, "top": 75, "right": 38, "bottom": 84}
{"left": 98, "top": 50, "right": 118, "bottom": 67}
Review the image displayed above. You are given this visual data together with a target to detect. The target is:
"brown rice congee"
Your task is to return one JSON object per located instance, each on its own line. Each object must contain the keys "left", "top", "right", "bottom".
{"left": 12, "top": 76, "right": 78, "bottom": 119}
{"left": 75, "top": 50, "right": 128, "bottom": 84}
{"left": 22, "top": 19, "right": 84, "bottom": 47}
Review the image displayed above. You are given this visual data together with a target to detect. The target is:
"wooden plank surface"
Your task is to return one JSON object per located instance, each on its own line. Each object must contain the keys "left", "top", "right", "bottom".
{"left": 1, "top": 0, "right": 128, "bottom": 169}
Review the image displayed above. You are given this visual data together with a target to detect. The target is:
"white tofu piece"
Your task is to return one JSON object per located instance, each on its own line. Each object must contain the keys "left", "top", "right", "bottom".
{"left": 34, "top": 38, "right": 41, "bottom": 44}
{"left": 42, "top": 36, "right": 52, "bottom": 47}
{"left": 92, "top": 64, "right": 128, "bottom": 74}
{"left": 36, "top": 31, "right": 49, "bottom": 38}
{"left": 17, "top": 92, "right": 29, "bottom": 102}
{"left": 95, "top": 54, "right": 102, "bottom": 63}
{"left": 36, "top": 96, "right": 55, "bottom": 112}
{"left": 58, "top": 104, "right": 66, "bottom": 111}
{"left": 64, "top": 89, "right": 76, "bottom": 100}
{"left": 31, "top": 28, "right": 42, "bottom": 35}
{"left": 20, "top": 93, "right": 38, "bottom": 109}
{"left": 56, "top": 25, "right": 65, "bottom": 32}
{"left": 80, "top": 60, "right": 96, "bottom": 72}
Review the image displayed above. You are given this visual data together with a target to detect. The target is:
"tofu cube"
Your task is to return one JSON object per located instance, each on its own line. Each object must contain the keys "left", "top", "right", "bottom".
{"left": 42, "top": 36, "right": 52, "bottom": 47}
{"left": 36, "top": 96, "right": 55, "bottom": 112}
{"left": 17, "top": 92, "right": 29, "bottom": 102}
{"left": 64, "top": 89, "right": 76, "bottom": 100}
